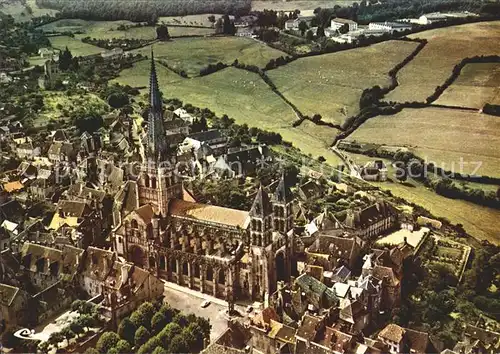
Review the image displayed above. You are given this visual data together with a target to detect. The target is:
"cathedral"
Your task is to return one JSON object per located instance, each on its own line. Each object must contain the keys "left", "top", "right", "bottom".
{"left": 111, "top": 53, "right": 295, "bottom": 305}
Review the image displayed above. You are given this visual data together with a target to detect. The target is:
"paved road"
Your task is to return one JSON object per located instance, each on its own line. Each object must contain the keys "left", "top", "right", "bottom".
{"left": 163, "top": 283, "right": 235, "bottom": 342}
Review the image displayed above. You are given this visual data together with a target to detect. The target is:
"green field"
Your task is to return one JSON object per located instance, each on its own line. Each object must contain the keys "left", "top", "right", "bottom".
{"left": 158, "top": 14, "right": 221, "bottom": 27}
{"left": 113, "top": 60, "right": 343, "bottom": 165}
{"left": 251, "top": 0, "right": 358, "bottom": 13}
{"left": 349, "top": 107, "right": 500, "bottom": 178}
{"left": 130, "top": 37, "right": 286, "bottom": 77}
{"left": 436, "top": 62, "right": 500, "bottom": 108}
{"left": 387, "top": 21, "right": 500, "bottom": 103}
{"left": 40, "top": 19, "right": 214, "bottom": 40}
{"left": 33, "top": 92, "right": 109, "bottom": 127}
{"left": 49, "top": 36, "right": 103, "bottom": 56}
{"left": 0, "top": 0, "right": 58, "bottom": 21}
{"left": 268, "top": 40, "right": 420, "bottom": 125}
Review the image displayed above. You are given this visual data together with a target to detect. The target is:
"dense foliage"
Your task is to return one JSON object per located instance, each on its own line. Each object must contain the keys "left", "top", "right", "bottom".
{"left": 35, "top": 0, "right": 251, "bottom": 21}
{"left": 110, "top": 302, "right": 210, "bottom": 353}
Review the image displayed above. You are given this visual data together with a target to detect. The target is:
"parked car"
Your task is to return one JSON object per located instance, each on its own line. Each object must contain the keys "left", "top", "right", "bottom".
{"left": 200, "top": 300, "right": 211, "bottom": 308}
{"left": 246, "top": 305, "right": 253, "bottom": 313}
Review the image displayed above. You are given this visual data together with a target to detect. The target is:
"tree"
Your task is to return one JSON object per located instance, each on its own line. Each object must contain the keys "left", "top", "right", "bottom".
{"left": 115, "top": 339, "right": 132, "bottom": 353}
{"left": 108, "top": 92, "right": 129, "bottom": 109}
{"left": 83, "top": 348, "right": 99, "bottom": 354}
{"left": 208, "top": 15, "right": 216, "bottom": 23}
{"left": 131, "top": 302, "right": 155, "bottom": 329}
{"left": 77, "top": 314, "right": 94, "bottom": 332}
{"left": 96, "top": 331, "right": 120, "bottom": 353}
{"left": 48, "top": 332, "right": 64, "bottom": 349}
{"left": 173, "top": 313, "right": 189, "bottom": 327}
{"left": 71, "top": 299, "right": 84, "bottom": 312}
{"left": 159, "top": 304, "right": 177, "bottom": 324}
{"left": 135, "top": 326, "right": 151, "bottom": 347}
{"left": 158, "top": 322, "right": 182, "bottom": 347}
{"left": 70, "top": 321, "right": 84, "bottom": 338}
{"left": 316, "top": 26, "right": 325, "bottom": 37}
{"left": 59, "top": 46, "right": 73, "bottom": 71}
{"left": 168, "top": 334, "right": 188, "bottom": 353}
{"left": 151, "top": 312, "right": 168, "bottom": 334}
{"left": 156, "top": 25, "right": 170, "bottom": 40}
{"left": 222, "top": 14, "right": 236, "bottom": 35}
{"left": 152, "top": 347, "right": 167, "bottom": 354}
{"left": 118, "top": 317, "right": 137, "bottom": 344}
{"left": 298, "top": 21, "right": 308, "bottom": 36}
{"left": 184, "top": 323, "right": 205, "bottom": 352}
{"left": 61, "top": 327, "right": 75, "bottom": 346}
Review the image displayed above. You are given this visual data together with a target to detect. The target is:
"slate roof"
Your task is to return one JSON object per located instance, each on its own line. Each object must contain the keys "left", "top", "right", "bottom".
{"left": 249, "top": 185, "right": 272, "bottom": 218}
{"left": 274, "top": 173, "right": 293, "bottom": 203}
{"left": 344, "top": 201, "right": 396, "bottom": 229}
{"left": 295, "top": 273, "right": 337, "bottom": 306}
{"left": 169, "top": 199, "right": 249, "bottom": 228}
{"left": 307, "top": 232, "right": 358, "bottom": 262}
{"left": 188, "top": 129, "right": 224, "bottom": 143}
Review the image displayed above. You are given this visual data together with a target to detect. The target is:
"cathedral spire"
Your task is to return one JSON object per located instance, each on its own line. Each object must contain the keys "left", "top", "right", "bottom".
{"left": 149, "top": 48, "right": 162, "bottom": 112}
{"left": 147, "top": 48, "right": 168, "bottom": 161}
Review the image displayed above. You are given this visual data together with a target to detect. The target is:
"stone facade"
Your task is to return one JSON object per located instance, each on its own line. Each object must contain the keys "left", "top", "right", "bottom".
{"left": 112, "top": 54, "right": 295, "bottom": 304}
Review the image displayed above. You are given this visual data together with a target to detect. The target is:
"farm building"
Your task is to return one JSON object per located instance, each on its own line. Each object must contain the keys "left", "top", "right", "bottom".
{"left": 285, "top": 15, "right": 315, "bottom": 30}
{"left": 368, "top": 22, "right": 412, "bottom": 32}
{"left": 330, "top": 18, "right": 358, "bottom": 32}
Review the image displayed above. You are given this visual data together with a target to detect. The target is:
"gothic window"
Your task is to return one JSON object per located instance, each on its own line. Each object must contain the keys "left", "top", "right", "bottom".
{"left": 151, "top": 177, "right": 157, "bottom": 189}
{"left": 131, "top": 219, "right": 138, "bottom": 229}
{"left": 218, "top": 269, "right": 225, "bottom": 284}
{"left": 149, "top": 256, "right": 156, "bottom": 268}
{"left": 258, "top": 235, "right": 262, "bottom": 246}
{"left": 159, "top": 256, "right": 166, "bottom": 270}
{"left": 144, "top": 174, "right": 150, "bottom": 187}
{"left": 257, "top": 220, "right": 262, "bottom": 232}
{"left": 170, "top": 258, "right": 177, "bottom": 273}
{"left": 36, "top": 258, "right": 45, "bottom": 272}
{"left": 194, "top": 263, "right": 200, "bottom": 278}
{"left": 252, "top": 219, "right": 257, "bottom": 230}
{"left": 206, "top": 266, "right": 213, "bottom": 281}
{"left": 49, "top": 262, "right": 59, "bottom": 276}
{"left": 182, "top": 262, "right": 188, "bottom": 275}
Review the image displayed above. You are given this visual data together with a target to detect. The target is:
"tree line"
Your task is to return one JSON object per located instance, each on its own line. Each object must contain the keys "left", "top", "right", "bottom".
{"left": 35, "top": 0, "right": 251, "bottom": 22}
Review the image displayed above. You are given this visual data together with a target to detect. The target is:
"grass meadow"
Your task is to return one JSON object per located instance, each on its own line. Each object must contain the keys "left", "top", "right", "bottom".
{"left": 130, "top": 37, "right": 286, "bottom": 77}
{"left": 349, "top": 107, "right": 500, "bottom": 178}
{"left": 435, "top": 62, "right": 500, "bottom": 108}
{"left": 267, "top": 40, "right": 420, "bottom": 125}
{"left": 387, "top": 21, "right": 500, "bottom": 103}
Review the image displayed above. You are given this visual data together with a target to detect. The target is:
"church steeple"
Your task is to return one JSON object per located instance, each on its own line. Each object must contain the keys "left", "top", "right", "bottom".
{"left": 147, "top": 49, "right": 168, "bottom": 162}
{"left": 149, "top": 49, "right": 162, "bottom": 113}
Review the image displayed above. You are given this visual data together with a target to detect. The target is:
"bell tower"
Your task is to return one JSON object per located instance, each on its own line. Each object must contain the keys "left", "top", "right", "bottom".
{"left": 138, "top": 49, "right": 182, "bottom": 215}
{"left": 272, "top": 172, "right": 293, "bottom": 233}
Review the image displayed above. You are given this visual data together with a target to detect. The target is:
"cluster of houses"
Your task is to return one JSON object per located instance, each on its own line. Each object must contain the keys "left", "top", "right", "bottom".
{"left": 0, "top": 51, "right": 497, "bottom": 354}
{"left": 284, "top": 11, "right": 476, "bottom": 43}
